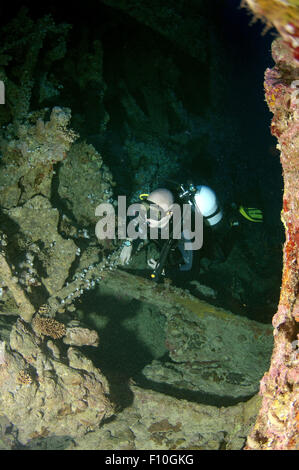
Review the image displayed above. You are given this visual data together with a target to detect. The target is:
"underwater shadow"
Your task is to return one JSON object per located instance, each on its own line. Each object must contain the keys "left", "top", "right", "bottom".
{"left": 134, "top": 370, "right": 257, "bottom": 408}
{"left": 18, "top": 434, "right": 75, "bottom": 450}
{"left": 77, "top": 291, "right": 162, "bottom": 411}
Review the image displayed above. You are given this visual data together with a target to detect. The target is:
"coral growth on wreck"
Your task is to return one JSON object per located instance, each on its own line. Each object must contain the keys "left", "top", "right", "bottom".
{"left": 0, "top": 0, "right": 296, "bottom": 450}
{"left": 32, "top": 316, "right": 66, "bottom": 339}
{"left": 243, "top": 0, "right": 299, "bottom": 60}
{"left": 243, "top": 9, "right": 299, "bottom": 450}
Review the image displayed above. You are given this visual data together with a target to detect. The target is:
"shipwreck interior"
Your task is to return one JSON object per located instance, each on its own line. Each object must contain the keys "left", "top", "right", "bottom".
{"left": 0, "top": 0, "right": 290, "bottom": 450}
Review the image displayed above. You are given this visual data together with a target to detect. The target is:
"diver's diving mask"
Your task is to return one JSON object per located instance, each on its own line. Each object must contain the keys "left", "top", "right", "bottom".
{"left": 141, "top": 201, "right": 173, "bottom": 228}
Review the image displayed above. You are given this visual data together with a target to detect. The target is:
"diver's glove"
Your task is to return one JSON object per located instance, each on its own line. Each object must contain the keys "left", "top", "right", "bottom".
{"left": 119, "top": 240, "right": 133, "bottom": 265}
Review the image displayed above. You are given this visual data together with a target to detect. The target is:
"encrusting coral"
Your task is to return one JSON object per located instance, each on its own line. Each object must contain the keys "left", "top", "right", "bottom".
{"left": 0, "top": 1, "right": 297, "bottom": 450}
{"left": 0, "top": 250, "right": 35, "bottom": 322}
{"left": 16, "top": 369, "right": 32, "bottom": 386}
{"left": 243, "top": 0, "right": 299, "bottom": 60}
{"left": 32, "top": 316, "right": 66, "bottom": 339}
{"left": 243, "top": 2, "right": 299, "bottom": 451}
{"left": 0, "top": 318, "right": 114, "bottom": 445}
{"left": 58, "top": 141, "right": 114, "bottom": 226}
{"left": 0, "top": 106, "right": 77, "bottom": 209}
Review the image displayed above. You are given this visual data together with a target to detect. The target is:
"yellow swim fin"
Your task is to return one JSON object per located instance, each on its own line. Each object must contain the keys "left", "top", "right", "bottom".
{"left": 239, "top": 205, "right": 263, "bottom": 223}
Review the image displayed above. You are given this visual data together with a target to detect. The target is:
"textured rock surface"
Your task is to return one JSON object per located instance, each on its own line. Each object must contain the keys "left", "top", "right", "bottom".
{"left": 245, "top": 37, "right": 299, "bottom": 450}
{"left": 58, "top": 141, "right": 114, "bottom": 226}
{"left": 7, "top": 196, "right": 77, "bottom": 295}
{"left": 0, "top": 0, "right": 296, "bottom": 451}
{"left": 98, "top": 270, "right": 273, "bottom": 402}
{"left": 64, "top": 326, "right": 99, "bottom": 347}
{"left": 0, "top": 318, "right": 113, "bottom": 445}
{"left": 0, "top": 251, "right": 35, "bottom": 321}
{"left": 0, "top": 107, "right": 77, "bottom": 209}
{"left": 66, "top": 384, "right": 262, "bottom": 450}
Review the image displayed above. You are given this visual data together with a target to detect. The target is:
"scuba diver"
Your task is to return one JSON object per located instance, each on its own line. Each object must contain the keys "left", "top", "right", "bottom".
{"left": 119, "top": 182, "right": 263, "bottom": 282}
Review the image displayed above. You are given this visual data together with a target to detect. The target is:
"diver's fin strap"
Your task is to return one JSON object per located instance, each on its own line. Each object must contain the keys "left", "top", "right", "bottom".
{"left": 239, "top": 206, "right": 263, "bottom": 222}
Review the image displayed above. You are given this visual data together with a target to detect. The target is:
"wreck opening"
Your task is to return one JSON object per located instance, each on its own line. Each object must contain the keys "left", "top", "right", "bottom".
{"left": 88, "top": 0, "right": 284, "bottom": 324}
{"left": 0, "top": 0, "right": 284, "bottom": 324}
